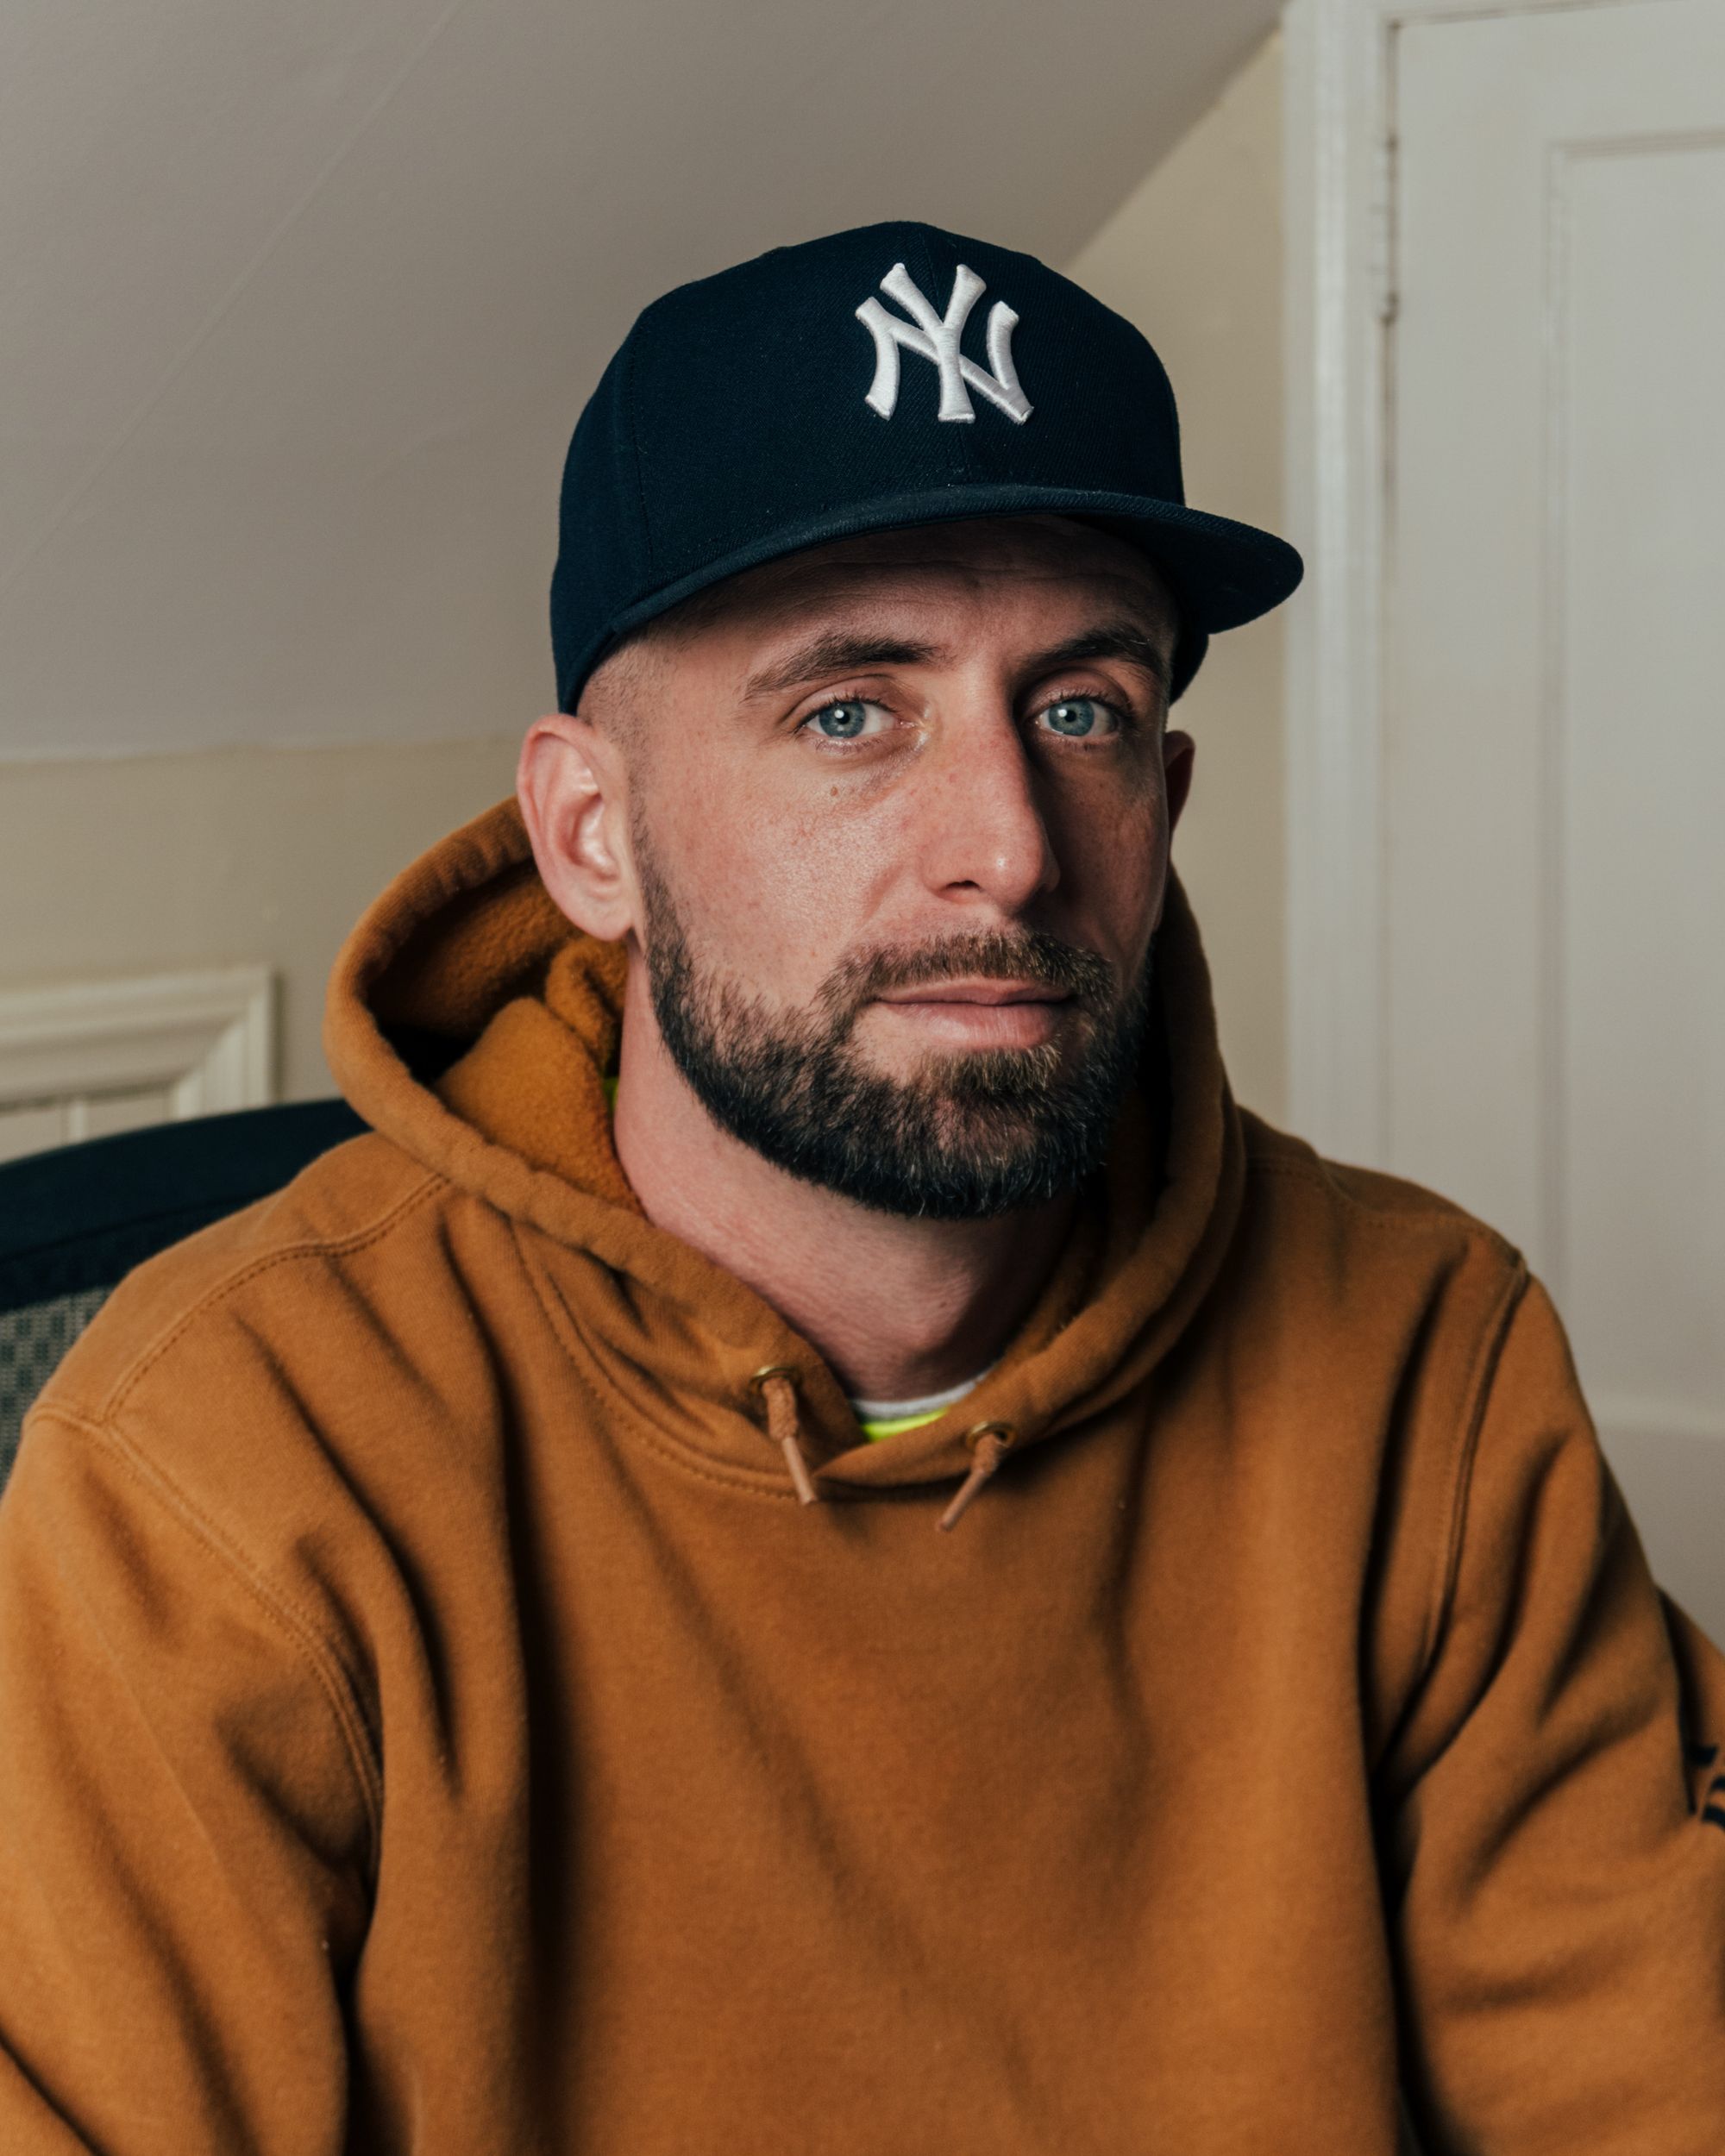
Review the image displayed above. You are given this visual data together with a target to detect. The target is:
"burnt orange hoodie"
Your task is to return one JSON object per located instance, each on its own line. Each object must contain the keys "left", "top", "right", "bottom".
{"left": 4, "top": 794, "right": 1725, "bottom": 2155}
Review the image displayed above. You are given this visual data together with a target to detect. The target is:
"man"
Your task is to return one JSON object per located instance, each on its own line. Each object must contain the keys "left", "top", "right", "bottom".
{"left": 2, "top": 222, "right": 1722, "bottom": 2153}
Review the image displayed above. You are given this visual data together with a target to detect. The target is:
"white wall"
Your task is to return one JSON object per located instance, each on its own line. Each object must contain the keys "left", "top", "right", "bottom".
{"left": 0, "top": 737, "right": 518, "bottom": 1101}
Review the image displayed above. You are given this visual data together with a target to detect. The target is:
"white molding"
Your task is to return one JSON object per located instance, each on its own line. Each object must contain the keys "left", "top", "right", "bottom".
{"left": 1283, "top": 0, "right": 1393, "bottom": 1163}
{"left": 1281, "top": 0, "right": 1641, "bottom": 1167}
{"left": 0, "top": 966, "right": 275, "bottom": 1123}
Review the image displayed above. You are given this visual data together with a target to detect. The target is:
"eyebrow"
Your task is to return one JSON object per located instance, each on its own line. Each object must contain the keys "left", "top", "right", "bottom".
{"left": 740, "top": 614, "right": 1174, "bottom": 704}
{"left": 742, "top": 634, "right": 938, "bottom": 701}
{"left": 1029, "top": 619, "right": 1173, "bottom": 697}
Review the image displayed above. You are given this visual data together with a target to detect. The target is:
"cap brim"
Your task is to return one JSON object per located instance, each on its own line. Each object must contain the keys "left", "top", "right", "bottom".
{"left": 560, "top": 484, "right": 1302, "bottom": 711}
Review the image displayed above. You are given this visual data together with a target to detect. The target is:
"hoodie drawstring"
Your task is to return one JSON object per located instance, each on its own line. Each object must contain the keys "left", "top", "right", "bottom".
{"left": 747, "top": 1369, "right": 1018, "bottom": 1531}
{"left": 749, "top": 1366, "right": 821, "bottom": 1506}
{"left": 938, "top": 1422, "right": 1018, "bottom": 1533}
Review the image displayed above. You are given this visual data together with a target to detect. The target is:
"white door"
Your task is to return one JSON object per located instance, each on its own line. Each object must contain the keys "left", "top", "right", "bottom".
{"left": 1371, "top": 0, "right": 1725, "bottom": 1633}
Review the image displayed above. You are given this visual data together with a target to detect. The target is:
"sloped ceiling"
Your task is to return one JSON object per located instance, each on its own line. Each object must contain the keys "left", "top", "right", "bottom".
{"left": 1, "top": 0, "right": 1277, "bottom": 757}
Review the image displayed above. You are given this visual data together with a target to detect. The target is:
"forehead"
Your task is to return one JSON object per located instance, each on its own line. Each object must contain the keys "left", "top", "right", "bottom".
{"left": 684, "top": 515, "right": 1176, "bottom": 643}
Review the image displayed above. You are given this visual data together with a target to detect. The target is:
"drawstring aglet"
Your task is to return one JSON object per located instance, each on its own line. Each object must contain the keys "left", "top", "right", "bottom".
{"left": 938, "top": 1422, "right": 1017, "bottom": 1533}
{"left": 749, "top": 1365, "right": 821, "bottom": 1506}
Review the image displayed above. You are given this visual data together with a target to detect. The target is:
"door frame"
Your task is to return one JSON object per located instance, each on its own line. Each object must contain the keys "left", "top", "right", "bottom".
{"left": 1280, "top": 0, "right": 1631, "bottom": 1164}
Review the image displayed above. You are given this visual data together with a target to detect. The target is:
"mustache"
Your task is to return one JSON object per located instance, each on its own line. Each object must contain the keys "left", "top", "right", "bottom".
{"left": 817, "top": 928, "right": 1118, "bottom": 1023}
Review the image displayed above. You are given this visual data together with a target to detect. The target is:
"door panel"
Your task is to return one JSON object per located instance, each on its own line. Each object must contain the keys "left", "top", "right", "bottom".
{"left": 1388, "top": 0, "right": 1725, "bottom": 1630}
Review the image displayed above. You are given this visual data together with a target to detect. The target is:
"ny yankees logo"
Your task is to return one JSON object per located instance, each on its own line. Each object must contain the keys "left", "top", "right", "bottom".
{"left": 855, "top": 261, "right": 1032, "bottom": 426}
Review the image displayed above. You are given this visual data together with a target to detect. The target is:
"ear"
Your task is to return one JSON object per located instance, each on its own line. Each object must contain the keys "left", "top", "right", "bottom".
{"left": 1163, "top": 728, "right": 1195, "bottom": 833}
{"left": 517, "top": 714, "right": 638, "bottom": 943}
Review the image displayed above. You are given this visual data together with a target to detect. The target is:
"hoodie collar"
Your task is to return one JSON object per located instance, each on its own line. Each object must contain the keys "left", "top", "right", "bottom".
{"left": 324, "top": 794, "right": 1245, "bottom": 1504}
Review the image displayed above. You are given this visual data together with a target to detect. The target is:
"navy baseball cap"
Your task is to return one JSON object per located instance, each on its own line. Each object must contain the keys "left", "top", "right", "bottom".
{"left": 549, "top": 220, "right": 1302, "bottom": 710}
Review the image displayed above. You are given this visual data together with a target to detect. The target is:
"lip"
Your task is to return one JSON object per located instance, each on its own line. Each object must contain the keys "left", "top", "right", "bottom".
{"left": 875, "top": 980, "right": 1070, "bottom": 1006}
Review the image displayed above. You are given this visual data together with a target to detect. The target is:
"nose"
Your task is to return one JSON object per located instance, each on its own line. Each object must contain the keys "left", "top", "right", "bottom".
{"left": 913, "top": 708, "right": 1060, "bottom": 915}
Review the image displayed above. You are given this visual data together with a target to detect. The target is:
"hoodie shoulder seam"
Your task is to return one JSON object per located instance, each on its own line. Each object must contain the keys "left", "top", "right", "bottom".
{"left": 1418, "top": 1259, "right": 1534, "bottom": 1685}
{"left": 1245, "top": 1155, "right": 1521, "bottom": 1257}
{"left": 99, "top": 1169, "right": 448, "bottom": 1425}
{"left": 22, "top": 1401, "right": 385, "bottom": 1871}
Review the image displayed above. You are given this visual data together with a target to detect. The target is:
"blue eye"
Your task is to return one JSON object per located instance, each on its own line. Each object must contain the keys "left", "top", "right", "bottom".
{"left": 1038, "top": 696, "right": 1117, "bottom": 738}
{"left": 806, "top": 699, "right": 883, "bottom": 740}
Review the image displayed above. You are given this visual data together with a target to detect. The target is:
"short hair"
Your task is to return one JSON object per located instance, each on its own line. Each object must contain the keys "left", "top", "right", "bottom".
{"left": 572, "top": 581, "right": 737, "bottom": 724}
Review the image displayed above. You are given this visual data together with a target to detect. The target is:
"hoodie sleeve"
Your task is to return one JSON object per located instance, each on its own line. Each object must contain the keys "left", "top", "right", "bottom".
{"left": 1387, "top": 1273, "right": 1725, "bottom": 2153}
{"left": 0, "top": 1407, "right": 374, "bottom": 2155}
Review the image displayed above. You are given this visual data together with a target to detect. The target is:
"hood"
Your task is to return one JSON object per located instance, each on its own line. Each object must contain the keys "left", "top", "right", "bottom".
{"left": 323, "top": 794, "right": 1245, "bottom": 1518}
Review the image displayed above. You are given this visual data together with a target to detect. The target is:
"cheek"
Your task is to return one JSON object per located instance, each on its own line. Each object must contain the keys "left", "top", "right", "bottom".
{"left": 1050, "top": 783, "right": 1168, "bottom": 945}
{"left": 656, "top": 775, "right": 884, "bottom": 990}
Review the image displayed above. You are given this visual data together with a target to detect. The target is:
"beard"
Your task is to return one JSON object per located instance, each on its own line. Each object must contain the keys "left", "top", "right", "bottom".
{"left": 631, "top": 826, "right": 1155, "bottom": 1222}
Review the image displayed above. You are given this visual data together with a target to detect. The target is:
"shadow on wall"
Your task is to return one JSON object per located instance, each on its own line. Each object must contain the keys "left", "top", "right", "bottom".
{"left": 1066, "top": 28, "right": 1288, "bottom": 1127}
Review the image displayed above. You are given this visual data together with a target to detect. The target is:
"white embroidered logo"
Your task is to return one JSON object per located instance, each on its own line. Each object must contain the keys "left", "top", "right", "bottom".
{"left": 855, "top": 261, "right": 1032, "bottom": 426}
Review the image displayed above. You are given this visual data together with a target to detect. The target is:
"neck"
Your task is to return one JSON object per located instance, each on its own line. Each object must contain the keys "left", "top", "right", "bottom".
{"left": 610, "top": 975, "right": 1076, "bottom": 1403}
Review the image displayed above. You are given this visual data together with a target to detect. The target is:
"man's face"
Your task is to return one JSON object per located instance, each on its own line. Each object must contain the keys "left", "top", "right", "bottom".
{"left": 555, "top": 515, "right": 1192, "bottom": 1219}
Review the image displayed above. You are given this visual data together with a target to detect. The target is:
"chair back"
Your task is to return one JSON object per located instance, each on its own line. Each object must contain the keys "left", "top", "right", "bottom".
{"left": 0, "top": 1100, "right": 366, "bottom": 1488}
